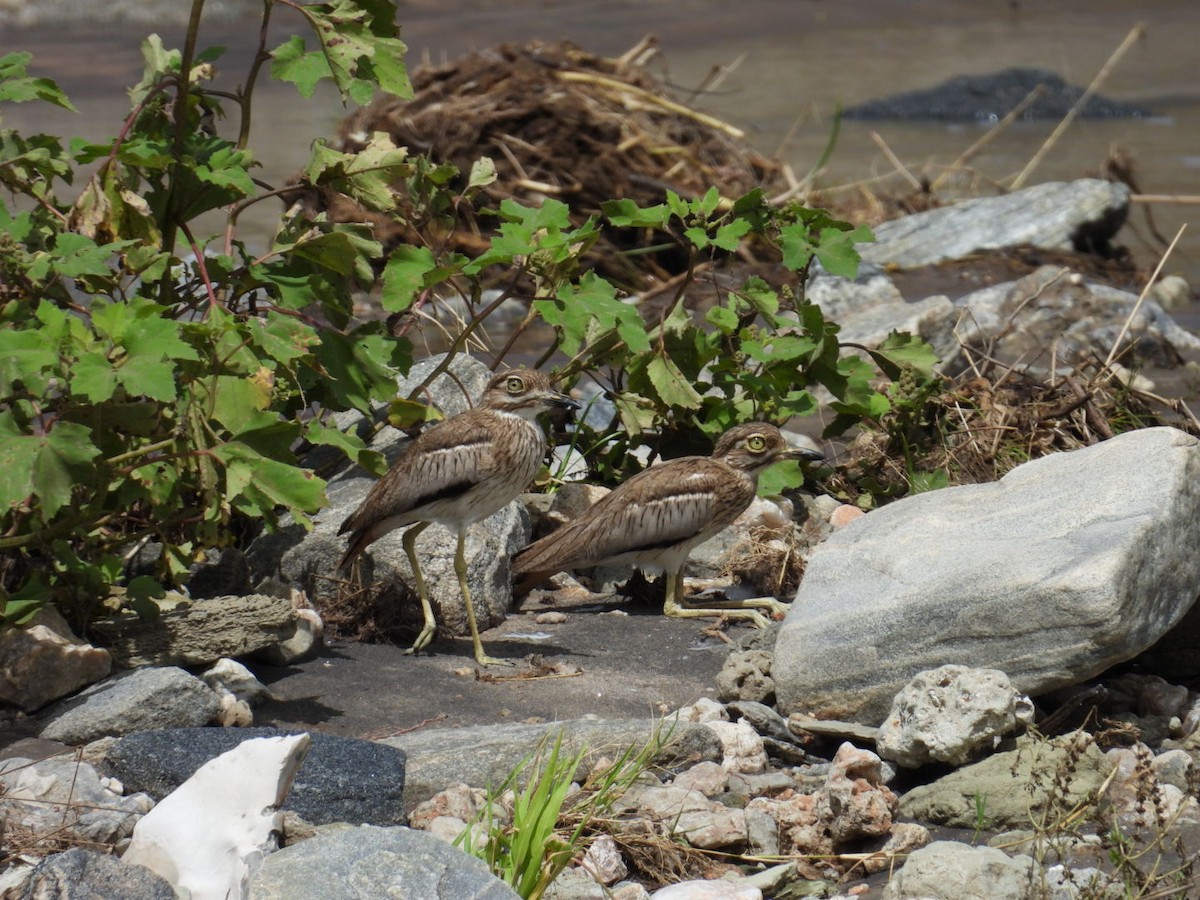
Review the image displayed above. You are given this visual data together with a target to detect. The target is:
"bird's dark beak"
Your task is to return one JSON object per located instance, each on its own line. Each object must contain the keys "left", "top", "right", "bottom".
{"left": 781, "top": 446, "right": 825, "bottom": 463}
{"left": 548, "top": 391, "right": 579, "bottom": 412}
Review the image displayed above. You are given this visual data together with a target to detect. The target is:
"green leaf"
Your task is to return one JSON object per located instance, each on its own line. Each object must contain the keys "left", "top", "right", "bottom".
{"left": 814, "top": 224, "right": 873, "bottom": 278}
{"left": 213, "top": 440, "right": 326, "bottom": 521}
{"left": 867, "top": 331, "right": 940, "bottom": 380}
{"left": 910, "top": 469, "right": 950, "bottom": 494}
{"left": 0, "top": 52, "right": 76, "bottom": 111}
{"left": 683, "top": 226, "right": 709, "bottom": 251}
{"left": 601, "top": 198, "right": 670, "bottom": 229}
{"left": 315, "top": 330, "right": 408, "bottom": 413}
{"left": 0, "top": 419, "right": 99, "bottom": 519}
{"left": 303, "top": 135, "right": 409, "bottom": 213}
{"left": 305, "top": 419, "right": 385, "bottom": 474}
{"left": 712, "top": 217, "right": 752, "bottom": 252}
{"left": 269, "top": 36, "right": 330, "bottom": 99}
{"left": 380, "top": 245, "right": 437, "bottom": 312}
{"left": 207, "top": 374, "right": 275, "bottom": 436}
{"left": 646, "top": 355, "right": 703, "bottom": 409}
{"left": 0, "top": 329, "right": 58, "bottom": 397}
{"left": 538, "top": 272, "right": 649, "bottom": 357}
{"left": 280, "top": 225, "right": 383, "bottom": 283}
{"left": 248, "top": 314, "right": 319, "bottom": 365}
{"left": 467, "top": 157, "right": 497, "bottom": 191}
{"left": 705, "top": 304, "right": 740, "bottom": 334}
{"left": 758, "top": 460, "right": 809, "bottom": 496}
{"left": 28, "top": 232, "right": 117, "bottom": 281}
{"left": 72, "top": 351, "right": 120, "bottom": 403}
{"left": 779, "top": 221, "right": 817, "bottom": 273}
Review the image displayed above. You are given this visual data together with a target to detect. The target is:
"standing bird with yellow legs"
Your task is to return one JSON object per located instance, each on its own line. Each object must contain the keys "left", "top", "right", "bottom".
{"left": 338, "top": 369, "right": 577, "bottom": 666}
{"left": 513, "top": 423, "right": 823, "bottom": 626}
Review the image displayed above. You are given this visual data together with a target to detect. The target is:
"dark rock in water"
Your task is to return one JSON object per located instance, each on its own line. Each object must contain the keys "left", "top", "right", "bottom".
{"left": 844, "top": 67, "right": 1153, "bottom": 121}
{"left": 101, "top": 726, "right": 407, "bottom": 826}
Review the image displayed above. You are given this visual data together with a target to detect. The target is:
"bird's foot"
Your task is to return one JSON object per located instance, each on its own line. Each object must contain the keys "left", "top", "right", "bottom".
{"left": 676, "top": 595, "right": 790, "bottom": 621}
{"left": 664, "top": 597, "right": 782, "bottom": 629}
{"left": 404, "top": 625, "right": 437, "bottom": 656}
{"left": 474, "top": 650, "right": 514, "bottom": 668}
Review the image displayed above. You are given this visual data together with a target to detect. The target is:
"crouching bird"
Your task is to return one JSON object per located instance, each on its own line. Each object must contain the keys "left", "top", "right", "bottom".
{"left": 512, "top": 423, "right": 823, "bottom": 626}
{"left": 338, "top": 369, "right": 577, "bottom": 666}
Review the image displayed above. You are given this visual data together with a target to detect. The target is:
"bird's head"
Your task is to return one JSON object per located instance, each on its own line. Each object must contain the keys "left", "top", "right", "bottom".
{"left": 712, "top": 423, "right": 824, "bottom": 474}
{"left": 481, "top": 369, "right": 579, "bottom": 421}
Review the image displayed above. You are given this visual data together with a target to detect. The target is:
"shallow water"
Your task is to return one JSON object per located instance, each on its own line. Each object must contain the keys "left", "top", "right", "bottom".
{"left": 4, "top": 0, "right": 1198, "bottom": 280}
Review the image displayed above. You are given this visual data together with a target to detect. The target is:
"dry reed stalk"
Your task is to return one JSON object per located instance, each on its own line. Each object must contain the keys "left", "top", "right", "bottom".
{"left": 930, "top": 84, "right": 1046, "bottom": 192}
{"left": 556, "top": 70, "right": 746, "bottom": 139}
{"left": 1011, "top": 22, "right": 1145, "bottom": 190}
{"left": 1102, "top": 222, "right": 1187, "bottom": 370}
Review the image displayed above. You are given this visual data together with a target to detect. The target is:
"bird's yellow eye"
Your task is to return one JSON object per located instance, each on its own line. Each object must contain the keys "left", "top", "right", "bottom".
{"left": 505, "top": 375, "right": 525, "bottom": 394}
{"left": 746, "top": 434, "right": 767, "bottom": 453}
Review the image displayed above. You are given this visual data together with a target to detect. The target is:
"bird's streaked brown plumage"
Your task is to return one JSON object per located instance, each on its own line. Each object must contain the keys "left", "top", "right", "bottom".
{"left": 513, "top": 423, "right": 823, "bottom": 626}
{"left": 339, "top": 368, "right": 577, "bottom": 665}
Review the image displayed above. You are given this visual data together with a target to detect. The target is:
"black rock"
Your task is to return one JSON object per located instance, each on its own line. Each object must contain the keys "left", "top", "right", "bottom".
{"left": 843, "top": 67, "right": 1153, "bottom": 121}
{"left": 100, "top": 726, "right": 407, "bottom": 826}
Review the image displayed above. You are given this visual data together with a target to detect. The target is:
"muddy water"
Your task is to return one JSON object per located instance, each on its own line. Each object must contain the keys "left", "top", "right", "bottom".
{"left": 4, "top": 0, "right": 1198, "bottom": 280}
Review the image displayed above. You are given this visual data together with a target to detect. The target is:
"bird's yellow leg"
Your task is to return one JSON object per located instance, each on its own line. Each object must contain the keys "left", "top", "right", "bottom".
{"left": 661, "top": 570, "right": 775, "bottom": 629}
{"left": 455, "top": 530, "right": 512, "bottom": 667}
{"left": 402, "top": 522, "right": 437, "bottom": 655}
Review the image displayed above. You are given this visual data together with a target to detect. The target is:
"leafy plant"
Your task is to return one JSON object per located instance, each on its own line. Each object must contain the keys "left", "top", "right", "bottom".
{"left": 0, "top": 1, "right": 419, "bottom": 627}
{"left": 456, "top": 725, "right": 669, "bottom": 899}
{"left": 0, "top": 0, "right": 940, "bottom": 632}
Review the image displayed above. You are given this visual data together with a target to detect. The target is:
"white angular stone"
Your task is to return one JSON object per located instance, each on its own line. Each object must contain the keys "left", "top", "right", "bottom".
{"left": 877, "top": 665, "right": 1025, "bottom": 768}
{"left": 882, "top": 841, "right": 1038, "bottom": 900}
{"left": 650, "top": 881, "right": 762, "bottom": 900}
{"left": 703, "top": 720, "right": 768, "bottom": 774}
{"left": 123, "top": 733, "right": 311, "bottom": 900}
{"left": 201, "top": 658, "right": 271, "bottom": 705}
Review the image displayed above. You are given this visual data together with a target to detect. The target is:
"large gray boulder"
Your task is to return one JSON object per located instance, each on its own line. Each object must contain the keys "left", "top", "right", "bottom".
{"left": 775, "top": 426, "right": 1200, "bottom": 725}
{"left": 248, "top": 825, "right": 519, "bottom": 900}
{"left": 859, "top": 179, "right": 1129, "bottom": 269}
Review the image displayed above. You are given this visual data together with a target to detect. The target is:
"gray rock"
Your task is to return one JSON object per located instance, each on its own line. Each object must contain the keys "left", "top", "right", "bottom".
{"left": 876, "top": 665, "right": 1029, "bottom": 768}
{"left": 0, "top": 756, "right": 153, "bottom": 846}
{"left": 89, "top": 593, "right": 297, "bottom": 668}
{"left": 383, "top": 718, "right": 721, "bottom": 810}
{"left": 101, "top": 726, "right": 406, "bottom": 826}
{"left": 716, "top": 650, "right": 775, "bottom": 704}
{"left": 881, "top": 841, "right": 1039, "bottom": 900}
{"left": 20, "top": 848, "right": 176, "bottom": 900}
{"left": 951, "top": 265, "right": 1200, "bottom": 371}
{"left": 0, "top": 607, "right": 111, "bottom": 712}
{"left": 859, "top": 179, "right": 1129, "bottom": 270}
{"left": 38, "top": 667, "right": 221, "bottom": 744}
{"left": 898, "top": 732, "right": 1111, "bottom": 830}
{"left": 248, "top": 825, "right": 519, "bottom": 899}
{"left": 804, "top": 270, "right": 959, "bottom": 365}
{"left": 775, "top": 427, "right": 1200, "bottom": 725}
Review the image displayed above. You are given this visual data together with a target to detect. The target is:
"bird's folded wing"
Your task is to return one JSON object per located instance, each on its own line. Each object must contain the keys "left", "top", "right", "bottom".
{"left": 339, "top": 417, "right": 496, "bottom": 534}
{"left": 516, "top": 462, "right": 727, "bottom": 570}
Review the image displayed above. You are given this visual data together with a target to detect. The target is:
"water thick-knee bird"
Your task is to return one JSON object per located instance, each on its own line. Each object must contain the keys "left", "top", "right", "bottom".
{"left": 512, "top": 423, "right": 823, "bottom": 626}
{"left": 338, "top": 368, "right": 577, "bottom": 666}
